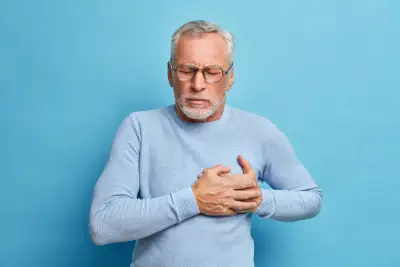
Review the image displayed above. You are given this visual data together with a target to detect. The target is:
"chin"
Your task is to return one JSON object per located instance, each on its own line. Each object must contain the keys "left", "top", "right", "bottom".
{"left": 181, "top": 106, "right": 215, "bottom": 120}
{"left": 175, "top": 97, "right": 223, "bottom": 121}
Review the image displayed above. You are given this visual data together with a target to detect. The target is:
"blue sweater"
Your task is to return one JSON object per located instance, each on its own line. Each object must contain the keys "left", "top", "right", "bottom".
{"left": 89, "top": 104, "right": 322, "bottom": 267}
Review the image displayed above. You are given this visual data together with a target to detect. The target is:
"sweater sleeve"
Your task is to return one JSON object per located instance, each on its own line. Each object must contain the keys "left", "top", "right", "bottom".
{"left": 89, "top": 114, "right": 200, "bottom": 245}
{"left": 255, "top": 122, "right": 322, "bottom": 221}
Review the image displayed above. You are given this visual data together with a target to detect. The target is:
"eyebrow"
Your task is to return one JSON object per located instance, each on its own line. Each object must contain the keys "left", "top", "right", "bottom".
{"left": 183, "top": 61, "right": 208, "bottom": 67}
{"left": 172, "top": 58, "right": 219, "bottom": 67}
{"left": 178, "top": 62, "right": 224, "bottom": 68}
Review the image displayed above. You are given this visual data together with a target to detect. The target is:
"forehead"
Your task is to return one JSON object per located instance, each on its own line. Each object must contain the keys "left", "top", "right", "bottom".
{"left": 174, "top": 33, "right": 229, "bottom": 67}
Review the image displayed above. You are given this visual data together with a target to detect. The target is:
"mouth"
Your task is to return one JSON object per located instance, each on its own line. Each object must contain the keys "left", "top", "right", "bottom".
{"left": 186, "top": 99, "right": 209, "bottom": 105}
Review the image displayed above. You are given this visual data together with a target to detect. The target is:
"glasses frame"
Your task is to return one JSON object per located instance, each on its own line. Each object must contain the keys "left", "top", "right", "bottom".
{"left": 169, "top": 58, "right": 234, "bottom": 84}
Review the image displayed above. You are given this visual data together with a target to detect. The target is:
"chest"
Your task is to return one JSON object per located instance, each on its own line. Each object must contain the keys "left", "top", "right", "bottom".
{"left": 138, "top": 130, "right": 264, "bottom": 198}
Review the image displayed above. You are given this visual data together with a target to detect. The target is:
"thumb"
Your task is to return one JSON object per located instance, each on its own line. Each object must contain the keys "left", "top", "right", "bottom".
{"left": 237, "top": 155, "right": 252, "bottom": 174}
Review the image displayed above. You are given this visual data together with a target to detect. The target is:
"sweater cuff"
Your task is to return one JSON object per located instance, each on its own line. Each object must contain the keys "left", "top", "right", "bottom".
{"left": 255, "top": 189, "right": 276, "bottom": 218}
{"left": 171, "top": 186, "right": 200, "bottom": 222}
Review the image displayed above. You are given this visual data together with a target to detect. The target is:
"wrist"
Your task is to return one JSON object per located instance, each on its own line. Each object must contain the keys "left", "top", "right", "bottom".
{"left": 171, "top": 186, "right": 201, "bottom": 222}
{"left": 255, "top": 189, "right": 276, "bottom": 217}
{"left": 191, "top": 184, "right": 203, "bottom": 214}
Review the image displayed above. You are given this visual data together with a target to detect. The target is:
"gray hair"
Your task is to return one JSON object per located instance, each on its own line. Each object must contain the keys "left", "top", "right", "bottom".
{"left": 170, "top": 20, "right": 234, "bottom": 64}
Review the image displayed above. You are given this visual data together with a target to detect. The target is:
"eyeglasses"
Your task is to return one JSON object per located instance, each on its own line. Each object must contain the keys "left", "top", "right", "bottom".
{"left": 170, "top": 59, "right": 233, "bottom": 84}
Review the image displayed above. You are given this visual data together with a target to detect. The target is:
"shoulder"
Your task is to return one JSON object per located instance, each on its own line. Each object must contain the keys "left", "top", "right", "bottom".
{"left": 126, "top": 105, "right": 171, "bottom": 122}
{"left": 121, "top": 105, "right": 172, "bottom": 127}
{"left": 227, "top": 106, "right": 293, "bottom": 154}
{"left": 228, "top": 107, "right": 297, "bottom": 165}
{"left": 227, "top": 105, "right": 283, "bottom": 138}
{"left": 115, "top": 105, "right": 172, "bottom": 137}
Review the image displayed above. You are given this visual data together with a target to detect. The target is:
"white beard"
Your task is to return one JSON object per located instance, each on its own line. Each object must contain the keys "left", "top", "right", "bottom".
{"left": 176, "top": 95, "right": 225, "bottom": 121}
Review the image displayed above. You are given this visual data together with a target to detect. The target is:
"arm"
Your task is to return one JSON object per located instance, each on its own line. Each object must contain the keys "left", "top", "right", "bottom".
{"left": 89, "top": 114, "right": 199, "bottom": 245}
{"left": 255, "top": 123, "right": 322, "bottom": 221}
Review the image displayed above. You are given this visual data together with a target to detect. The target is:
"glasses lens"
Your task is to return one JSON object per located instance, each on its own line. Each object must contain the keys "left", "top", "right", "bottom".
{"left": 176, "top": 65, "right": 194, "bottom": 80}
{"left": 204, "top": 67, "right": 223, "bottom": 83}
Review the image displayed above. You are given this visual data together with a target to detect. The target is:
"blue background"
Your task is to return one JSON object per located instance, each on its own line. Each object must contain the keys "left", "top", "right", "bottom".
{"left": 1, "top": 0, "right": 399, "bottom": 266}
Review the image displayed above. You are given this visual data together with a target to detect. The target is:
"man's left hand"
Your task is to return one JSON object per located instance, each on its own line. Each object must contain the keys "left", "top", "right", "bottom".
{"left": 221, "top": 155, "right": 263, "bottom": 213}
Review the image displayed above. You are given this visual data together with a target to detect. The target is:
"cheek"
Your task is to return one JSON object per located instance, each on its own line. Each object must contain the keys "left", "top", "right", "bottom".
{"left": 211, "top": 84, "right": 228, "bottom": 97}
{"left": 173, "top": 82, "right": 190, "bottom": 96}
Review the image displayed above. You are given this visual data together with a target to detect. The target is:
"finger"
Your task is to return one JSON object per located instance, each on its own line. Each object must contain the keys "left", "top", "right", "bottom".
{"left": 215, "top": 166, "right": 231, "bottom": 175}
{"left": 211, "top": 164, "right": 224, "bottom": 168}
{"left": 202, "top": 165, "right": 231, "bottom": 177}
{"left": 239, "top": 198, "right": 262, "bottom": 213}
{"left": 219, "top": 208, "right": 237, "bottom": 216}
{"left": 208, "top": 164, "right": 230, "bottom": 171}
{"left": 224, "top": 174, "right": 256, "bottom": 189}
{"left": 237, "top": 155, "right": 252, "bottom": 174}
{"left": 219, "top": 168, "right": 231, "bottom": 177}
{"left": 236, "top": 207, "right": 255, "bottom": 213}
{"left": 232, "top": 189, "right": 261, "bottom": 200}
{"left": 229, "top": 200, "right": 257, "bottom": 212}
{"left": 221, "top": 168, "right": 231, "bottom": 174}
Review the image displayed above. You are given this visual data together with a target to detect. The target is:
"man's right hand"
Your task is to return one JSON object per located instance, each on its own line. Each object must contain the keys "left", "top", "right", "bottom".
{"left": 191, "top": 164, "right": 260, "bottom": 216}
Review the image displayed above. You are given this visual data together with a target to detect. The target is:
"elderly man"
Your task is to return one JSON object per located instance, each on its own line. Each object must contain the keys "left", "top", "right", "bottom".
{"left": 89, "top": 20, "right": 322, "bottom": 267}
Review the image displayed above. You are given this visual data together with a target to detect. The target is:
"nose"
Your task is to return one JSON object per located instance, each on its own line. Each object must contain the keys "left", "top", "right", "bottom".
{"left": 191, "top": 70, "right": 206, "bottom": 92}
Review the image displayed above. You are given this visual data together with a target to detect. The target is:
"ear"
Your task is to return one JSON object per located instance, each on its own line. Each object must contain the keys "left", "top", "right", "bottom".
{"left": 167, "top": 61, "right": 173, "bottom": 87}
{"left": 225, "top": 67, "right": 235, "bottom": 92}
